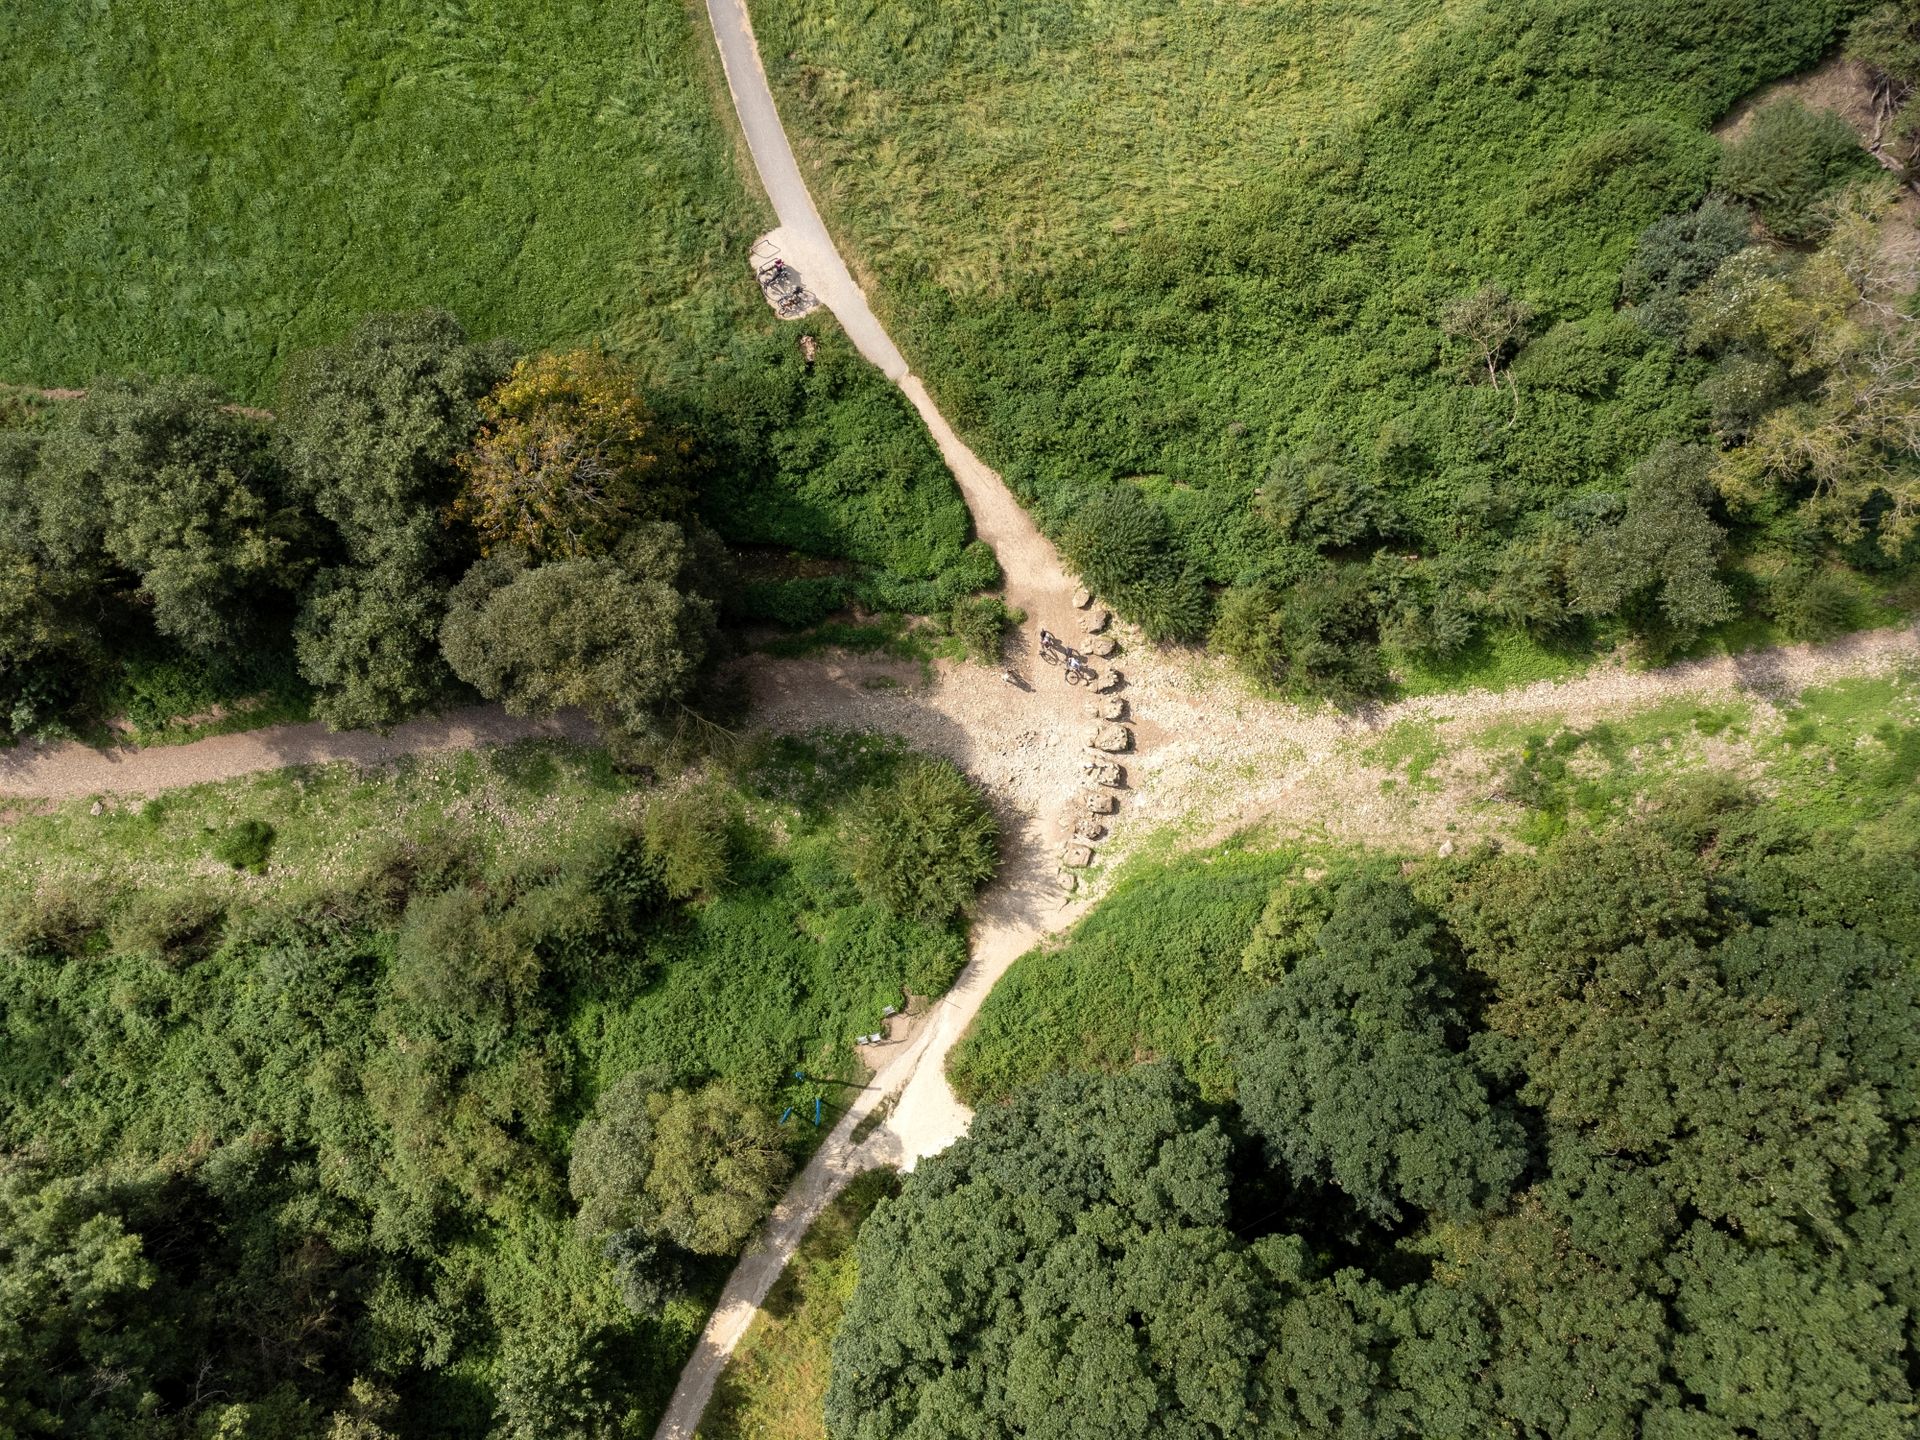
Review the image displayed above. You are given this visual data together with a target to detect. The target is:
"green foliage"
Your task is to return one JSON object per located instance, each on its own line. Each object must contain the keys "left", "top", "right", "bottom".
{"left": 441, "top": 525, "right": 721, "bottom": 733}
{"left": 828, "top": 1066, "right": 1272, "bottom": 1440}
{"left": 1619, "top": 195, "right": 1755, "bottom": 341}
{"left": 703, "top": 1171, "right": 898, "bottom": 1440}
{"left": 1258, "top": 452, "right": 1393, "bottom": 551}
{"left": 644, "top": 1082, "right": 792, "bottom": 1256}
{"left": 751, "top": 0, "right": 1863, "bottom": 689}
{"left": 844, "top": 757, "right": 999, "bottom": 925}
{"left": 210, "top": 819, "right": 275, "bottom": 873}
{"left": 278, "top": 309, "right": 511, "bottom": 728}
{"left": 1212, "top": 570, "right": 1391, "bottom": 702}
{"left": 1565, "top": 442, "right": 1736, "bottom": 658}
{"left": 1718, "top": 99, "right": 1871, "bottom": 240}
{"left": 1851, "top": 3, "right": 1920, "bottom": 177}
{"left": 945, "top": 593, "right": 1023, "bottom": 664}
{"left": 643, "top": 785, "right": 735, "bottom": 900}
{"left": 1058, "top": 486, "right": 1209, "bottom": 641}
{"left": 279, "top": 309, "right": 512, "bottom": 552}
{"left": 1226, "top": 874, "right": 1527, "bottom": 1223}
{"left": 569, "top": 1069, "right": 664, "bottom": 1243}
{"left": 951, "top": 848, "right": 1291, "bottom": 1103}
{"left": 0, "top": 735, "right": 976, "bottom": 1435}
{"left": 36, "top": 378, "right": 301, "bottom": 655}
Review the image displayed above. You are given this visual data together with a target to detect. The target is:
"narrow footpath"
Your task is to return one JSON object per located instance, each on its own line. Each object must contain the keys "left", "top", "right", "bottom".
{"left": 653, "top": 5, "right": 1114, "bottom": 1435}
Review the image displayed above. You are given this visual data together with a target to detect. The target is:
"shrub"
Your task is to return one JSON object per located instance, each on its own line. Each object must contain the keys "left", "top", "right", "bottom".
{"left": 1057, "top": 486, "right": 1167, "bottom": 598}
{"left": 1058, "top": 486, "right": 1210, "bottom": 638}
{"left": 0, "top": 877, "right": 110, "bottom": 957}
{"left": 846, "top": 757, "right": 999, "bottom": 924}
{"left": 210, "top": 819, "right": 275, "bottom": 873}
{"left": 569, "top": 1068, "right": 665, "bottom": 1242}
{"left": 1718, "top": 100, "right": 1867, "bottom": 241}
{"left": 643, "top": 784, "right": 733, "bottom": 900}
{"left": 946, "top": 594, "right": 1023, "bottom": 664}
{"left": 1111, "top": 566, "right": 1212, "bottom": 642}
{"left": 107, "top": 889, "right": 227, "bottom": 964}
{"left": 1767, "top": 565, "right": 1863, "bottom": 640}
{"left": 1256, "top": 453, "right": 1391, "bottom": 550}
{"left": 1620, "top": 196, "right": 1754, "bottom": 341}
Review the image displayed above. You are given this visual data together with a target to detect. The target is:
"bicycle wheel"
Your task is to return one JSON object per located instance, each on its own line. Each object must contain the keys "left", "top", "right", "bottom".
{"left": 1040, "top": 647, "right": 1062, "bottom": 665}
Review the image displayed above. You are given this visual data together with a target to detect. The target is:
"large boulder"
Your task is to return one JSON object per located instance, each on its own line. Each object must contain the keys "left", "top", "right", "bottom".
{"left": 1089, "top": 723, "right": 1132, "bottom": 752}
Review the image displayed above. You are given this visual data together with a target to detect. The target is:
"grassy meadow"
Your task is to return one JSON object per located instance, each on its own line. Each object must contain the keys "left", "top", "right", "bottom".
{"left": 3, "top": 0, "right": 753, "bottom": 400}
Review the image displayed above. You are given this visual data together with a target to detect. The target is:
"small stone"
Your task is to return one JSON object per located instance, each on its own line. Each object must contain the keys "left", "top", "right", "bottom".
{"left": 1438, "top": 839, "right": 1455, "bottom": 858}
{"left": 1089, "top": 723, "right": 1132, "bottom": 752}
{"left": 1071, "top": 588, "right": 1092, "bottom": 609}
{"left": 89, "top": 801, "right": 103, "bottom": 816}
{"left": 1092, "top": 670, "right": 1123, "bottom": 693}
{"left": 1062, "top": 843, "right": 1096, "bottom": 868}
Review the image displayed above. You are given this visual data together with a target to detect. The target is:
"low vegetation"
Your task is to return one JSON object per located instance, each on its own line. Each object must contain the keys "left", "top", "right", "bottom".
{"left": 0, "top": 735, "right": 994, "bottom": 1438}
{"left": 758, "top": 0, "right": 1920, "bottom": 692}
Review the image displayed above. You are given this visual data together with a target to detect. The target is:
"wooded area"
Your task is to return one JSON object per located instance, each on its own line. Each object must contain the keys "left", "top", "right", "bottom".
{"left": 836, "top": 795, "right": 1920, "bottom": 1437}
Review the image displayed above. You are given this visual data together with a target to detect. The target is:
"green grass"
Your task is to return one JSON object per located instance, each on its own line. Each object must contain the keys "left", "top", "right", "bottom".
{"left": 1389, "top": 627, "right": 1592, "bottom": 698}
{"left": 0, "top": 740, "right": 632, "bottom": 900}
{"left": 697, "top": 1170, "right": 897, "bottom": 1440}
{"left": 949, "top": 846, "right": 1306, "bottom": 1105}
{"left": 2, "top": 0, "right": 750, "bottom": 400}
{"left": 1362, "top": 718, "right": 1448, "bottom": 794}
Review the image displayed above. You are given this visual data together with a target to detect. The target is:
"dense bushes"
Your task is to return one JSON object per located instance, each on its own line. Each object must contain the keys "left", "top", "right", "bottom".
{"left": 0, "top": 311, "right": 988, "bottom": 741}
{"left": 1719, "top": 99, "right": 1874, "bottom": 240}
{"left": 0, "top": 735, "right": 995, "bottom": 1438}
{"left": 845, "top": 757, "right": 999, "bottom": 926}
{"left": 859, "top": 796, "right": 1920, "bottom": 1438}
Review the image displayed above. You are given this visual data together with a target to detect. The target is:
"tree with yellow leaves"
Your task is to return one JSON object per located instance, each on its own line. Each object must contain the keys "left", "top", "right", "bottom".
{"left": 452, "top": 350, "right": 691, "bottom": 559}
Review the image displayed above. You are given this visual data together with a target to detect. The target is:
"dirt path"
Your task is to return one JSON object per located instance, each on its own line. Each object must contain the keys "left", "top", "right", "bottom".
{"left": 0, "top": 705, "right": 595, "bottom": 800}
